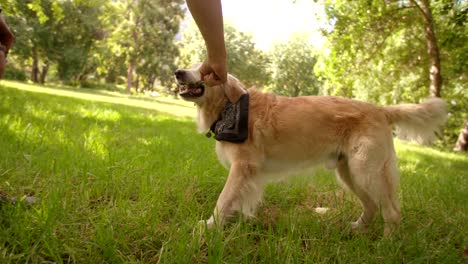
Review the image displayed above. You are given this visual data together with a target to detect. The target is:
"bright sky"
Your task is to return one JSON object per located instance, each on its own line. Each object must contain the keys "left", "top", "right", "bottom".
{"left": 221, "top": 0, "right": 327, "bottom": 50}
{"left": 184, "top": 0, "right": 327, "bottom": 51}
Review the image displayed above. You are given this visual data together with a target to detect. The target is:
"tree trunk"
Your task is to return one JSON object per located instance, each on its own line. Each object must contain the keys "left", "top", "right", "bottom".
{"left": 126, "top": 61, "right": 135, "bottom": 93}
{"left": 126, "top": 4, "right": 139, "bottom": 94}
{"left": 105, "top": 71, "right": 116, "bottom": 84}
{"left": 454, "top": 119, "right": 468, "bottom": 152}
{"left": 39, "top": 63, "right": 49, "bottom": 84}
{"left": 135, "top": 75, "right": 140, "bottom": 92}
{"left": 149, "top": 75, "right": 156, "bottom": 91}
{"left": 411, "top": 0, "right": 442, "bottom": 97}
{"left": 31, "top": 46, "right": 39, "bottom": 83}
{"left": 293, "top": 81, "right": 300, "bottom": 97}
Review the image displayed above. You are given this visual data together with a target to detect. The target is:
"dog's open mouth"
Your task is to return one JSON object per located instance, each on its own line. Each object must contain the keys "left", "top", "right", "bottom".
{"left": 178, "top": 81, "right": 205, "bottom": 98}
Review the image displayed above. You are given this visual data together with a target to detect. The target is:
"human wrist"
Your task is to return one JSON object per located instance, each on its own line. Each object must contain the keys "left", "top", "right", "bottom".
{"left": 207, "top": 48, "right": 227, "bottom": 63}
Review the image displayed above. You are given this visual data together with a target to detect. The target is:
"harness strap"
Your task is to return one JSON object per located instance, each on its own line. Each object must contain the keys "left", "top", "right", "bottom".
{"left": 207, "top": 93, "right": 249, "bottom": 143}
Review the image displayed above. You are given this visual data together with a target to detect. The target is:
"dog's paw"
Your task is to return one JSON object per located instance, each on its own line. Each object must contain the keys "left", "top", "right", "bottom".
{"left": 383, "top": 223, "right": 399, "bottom": 237}
{"left": 193, "top": 218, "right": 215, "bottom": 238}
{"left": 193, "top": 218, "right": 214, "bottom": 234}
{"left": 192, "top": 220, "right": 206, "bottom": 237}
{"left": 197, "top": 219, "right": 213, "bottom": 229}
{"left": 350, "top": 221, "right": 368, "bottom": 233}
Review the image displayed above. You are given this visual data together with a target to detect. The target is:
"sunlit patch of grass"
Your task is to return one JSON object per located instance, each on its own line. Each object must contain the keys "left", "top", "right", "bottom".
{"left": 0, "top": 83, "right": 467, "bottom": 263}
{"left": 0, "top": 80, "right": 196, "bottom": 117}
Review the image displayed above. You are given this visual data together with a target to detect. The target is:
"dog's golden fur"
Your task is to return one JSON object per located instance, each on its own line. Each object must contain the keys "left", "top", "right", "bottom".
{"left": 175, "top": 67, "right": 447, "bottom": 235}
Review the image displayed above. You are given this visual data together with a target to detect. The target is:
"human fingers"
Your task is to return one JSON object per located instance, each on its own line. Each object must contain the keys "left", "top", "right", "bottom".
{"left": 201, "top": 63, "right": 227, "bottom": 86}
{"left": 199, "top": 61, "right": 212, "bottom": 79}
{"left": 198, "top": 58, "right": 227, "bottom": 86}
{"left": 199, "top": 62, "right": 222, "bottom": 86}
{"left": 203, "top": 73, "right": 224, "bottom": 86}
{"left": 212, "top": 63, "right": 227, "bottom": 84}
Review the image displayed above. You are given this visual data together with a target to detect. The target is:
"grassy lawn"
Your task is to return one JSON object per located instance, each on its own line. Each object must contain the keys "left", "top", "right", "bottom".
{"left": 0, "top": 81, "right": 466, "bottom": 263}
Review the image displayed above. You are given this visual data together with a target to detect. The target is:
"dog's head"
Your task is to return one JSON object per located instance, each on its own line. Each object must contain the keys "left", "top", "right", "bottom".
{"left": 174, "top": 64, "right": 246, "bottom": 105}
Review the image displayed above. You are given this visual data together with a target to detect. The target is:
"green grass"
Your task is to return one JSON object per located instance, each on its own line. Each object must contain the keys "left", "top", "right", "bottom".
{"left": 0, "top": 81, "right": 467, "bottom": 263}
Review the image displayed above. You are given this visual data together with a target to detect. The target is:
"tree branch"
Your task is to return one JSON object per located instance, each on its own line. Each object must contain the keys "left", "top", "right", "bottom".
{"left": 408, "top": 0, "right": 430, "bottom": 23}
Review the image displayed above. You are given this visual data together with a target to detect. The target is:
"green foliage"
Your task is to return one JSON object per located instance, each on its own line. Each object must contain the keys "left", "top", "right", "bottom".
{"left": 138, "top": 1, "right": 185, "bottom": 89}
{"left": 3, "top": 0, "right": 465, "bottom": 148}
{"left": 53, "top": 0, "right": 104, "bottom": 81}
{"left": 432, "top": 1, "right": 468, "bottom": 147}
{"left": 318, "top": 0, "right": 467, "bottom": 146}
{"left": 269, "top": 34, "right": 320, "bottom": 96}
{"left": 178, "top": 22, "right": 271, "bottom": 88}
{"left": 0, "top": 83, "right": 466, "bottom": 262}
{"left": 5, "top": 0, "right": 49, "bottom": 61}
{"left": 91, "top": 2, "right": 127, "bottom": 84}
{"left": 5, "top": 0, "right": 104, "bottom": 82}
{"left": 3, "top": 66, "right": 28, "bottom": 81}
{"left": 180, "top": 27, "right": 321, "bottom": 97}
{"left": 103, "top": 0, "right": 184, "bottom": 91}
{"left": 318, "top": 0, "right": 426, "bottom": 102}
{"left": 4, "top": 0, "right": 184, "bottom": 90}
{"left": 27, "top": 0, "right": 50, "bottom": 24}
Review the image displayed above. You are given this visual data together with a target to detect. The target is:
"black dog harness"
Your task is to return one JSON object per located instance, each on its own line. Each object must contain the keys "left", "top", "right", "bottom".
{"left": 207, "top": 93, "right": 249, "bottom": 143}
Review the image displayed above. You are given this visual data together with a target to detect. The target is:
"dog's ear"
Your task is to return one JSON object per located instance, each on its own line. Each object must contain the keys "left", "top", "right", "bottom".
{"left": 223, "top": 76, "right": 246, "bottom": 103}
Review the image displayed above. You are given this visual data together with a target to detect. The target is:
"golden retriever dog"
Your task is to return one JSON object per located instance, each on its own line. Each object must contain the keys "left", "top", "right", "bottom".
{"left": 174, "top": 66, "right": 447, "bottom": 235}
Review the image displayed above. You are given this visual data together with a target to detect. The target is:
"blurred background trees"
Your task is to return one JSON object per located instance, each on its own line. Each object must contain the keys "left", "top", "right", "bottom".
{"left": 3, "top": 0, "right": 184, "bottom": 91}
{"left": 318, "top": 0, "right": 466, "bottom": 150}
{"left": 269, "top": 33, "right": 319, "bottom": 97}
{"left": 1, "top": 0, "right": 466, "bottom": 150}
{"left": 178, "top": 22, "right": 271, "bottom": 88}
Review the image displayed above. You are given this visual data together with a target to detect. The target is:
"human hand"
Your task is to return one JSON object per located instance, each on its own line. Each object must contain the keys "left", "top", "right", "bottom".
{"left": 199, "top": 57, "right": 227, "bottom": 86}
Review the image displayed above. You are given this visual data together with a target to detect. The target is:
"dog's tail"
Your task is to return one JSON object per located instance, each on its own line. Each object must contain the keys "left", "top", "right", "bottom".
{"left": 383, "top": 98, "right": 447, "bottom": 144}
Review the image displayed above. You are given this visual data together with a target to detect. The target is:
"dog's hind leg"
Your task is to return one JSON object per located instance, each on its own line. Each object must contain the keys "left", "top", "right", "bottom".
{"left": 203, "top": 161, "right": 262, "bottom": 228}
{"left": 379, "top": 155, "right": 401, "bottom": 236}
{"left": 336, "top": 157, "right": 378, "bottom": 232}
{"left": 340, "top": 137, "right": 401, "bottom": 235}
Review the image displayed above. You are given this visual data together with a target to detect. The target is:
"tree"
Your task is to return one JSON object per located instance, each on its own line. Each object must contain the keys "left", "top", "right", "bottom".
{"left": 4, "top": 0, "right": 57, "bottom": 83}
{"left": 89, "top": 1, "right": 128, "bottom": 85}
{"left": 106, "top": 0, "right": 184, "bottom": 93}
{"left": 318, "top": 0, "right": 429, "bottom": 102}
{"left": 135, "top": 1, "right": 184, "bottom": 91}
{"left": 5, "top": 0, "right": 184, "bottom": 90}
{"left": 319, "top": 0, "right": 467, "bottom": 148}
{"left": 409, "top": 0, "right": 442, "bottom": 98}
{"left": 269, "top": 34, "right": 320, "bottom": 97}
{"left": 53, "top": 0, "right": 104, "bottom": 82}
{"left": 432, "top": 0, "right": 468, "bottom": 151}
{"left": 5, "top": 0, "right": 103, "bottom": 83}
{"left": 178, "top": 22, "right": 271, "bottom": 88}
{"left": 454, "top": 119, "right": 468, "bottom": 152}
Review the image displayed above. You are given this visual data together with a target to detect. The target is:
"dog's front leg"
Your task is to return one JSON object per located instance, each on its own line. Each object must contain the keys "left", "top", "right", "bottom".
{"left": 202, "top": 161, "right": 260, "bottom": 229}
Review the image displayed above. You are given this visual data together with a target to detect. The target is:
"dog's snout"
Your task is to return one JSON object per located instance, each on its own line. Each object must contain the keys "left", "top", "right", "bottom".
{"left": 174, "top": 69, "right": 185, "bottom": 80}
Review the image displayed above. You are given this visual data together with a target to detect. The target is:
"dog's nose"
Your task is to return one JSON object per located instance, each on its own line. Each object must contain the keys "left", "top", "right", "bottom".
{"left": 174, "top": 69, "right": 185, "bottom": 80}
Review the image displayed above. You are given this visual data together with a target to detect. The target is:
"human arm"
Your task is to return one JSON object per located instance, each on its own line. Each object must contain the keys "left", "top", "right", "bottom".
{"left": 186, "top": 0, "right": 227, "bottom": 85}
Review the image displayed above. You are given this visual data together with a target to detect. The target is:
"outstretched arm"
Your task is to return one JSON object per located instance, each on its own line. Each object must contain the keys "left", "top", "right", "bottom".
{"left": 186, "top": 0, "right": 227, "bottom": 85}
